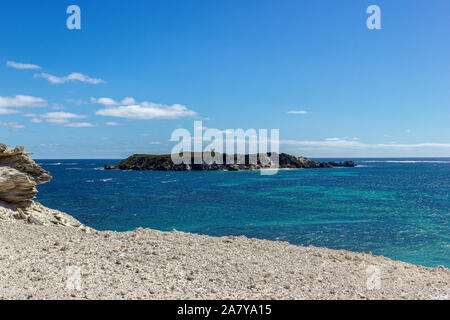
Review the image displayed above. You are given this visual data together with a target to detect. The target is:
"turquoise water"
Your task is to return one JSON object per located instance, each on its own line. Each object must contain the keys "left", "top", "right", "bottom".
{"left": 35, "top": 159, "right": 450, "bottom": 268}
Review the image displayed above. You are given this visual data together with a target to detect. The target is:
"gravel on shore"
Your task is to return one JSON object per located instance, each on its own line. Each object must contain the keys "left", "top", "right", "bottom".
{"left": 0, "top": 219, "right": 448, "bottom": 300}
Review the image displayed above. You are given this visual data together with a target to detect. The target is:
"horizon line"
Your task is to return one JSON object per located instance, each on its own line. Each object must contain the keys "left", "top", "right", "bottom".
{"left": 32, "top": 156, "right": 450, "bottom": 160}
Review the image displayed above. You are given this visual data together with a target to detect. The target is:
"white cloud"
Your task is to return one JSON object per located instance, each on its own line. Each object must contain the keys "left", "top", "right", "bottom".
{"left": 121, "top": 97, "right": 137, "bottom": 105}
{"left": 0, "top": 121, "right": 26, "bottom": 129}
{"left": 6, "top": 61, "right": 41, "bottom": 70}
{"left": 280, "top": 137, "right": 450, "bottom": 157}
{"left": 36, "top": 72, "right": 106, "bottom": 85}
{"left": 148, "top": 142, "right": 162, "bottom": 145}
{"left": 105, "top": 121, "right": 121, "bottom": 126}
{"left": 31, "top": 112, "right": 93, "bottom": 128}
{"left": 281, "top": 138, "right": 450, "bottom": 149}
{"left": 42, "top": 111, "right": 87, "bottom": 122}
{"left": 0, "top": 95, "right": 47, "bottom": 108}
{"left": 64, "top": 122, "right": 95, "bottom": 128}
{"left": 287, "top": 110, "right": 308, "bottom": 115}
{"left": 325, "top": 137, "right": 360, "bottom": 142}
{"left": 91, "top": 97, "right": 136, "bottom": 106}
{"left": 93, "top": 97, "right": 197, "bottom": 120}
{"left": 91, "top": 97, "right": 118, "bottom": 106}
{"left": 96, "top": 104, "right": 197, "bottom": 120}
{"left": 0, "top": 108, "right": 20, "bottom": 115}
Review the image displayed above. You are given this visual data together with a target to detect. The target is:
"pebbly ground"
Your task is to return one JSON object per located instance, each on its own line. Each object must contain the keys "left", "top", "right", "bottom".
{"left": 0, "top": 219, "right": 448, "bottom": 300}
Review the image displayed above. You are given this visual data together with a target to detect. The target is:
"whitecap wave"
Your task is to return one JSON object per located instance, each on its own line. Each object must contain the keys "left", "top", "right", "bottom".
{"left": 362, "top": 160, "right": 450, "bottom": 164}
{"left": 161, "top": 180, "right": 177, "bottom": 184}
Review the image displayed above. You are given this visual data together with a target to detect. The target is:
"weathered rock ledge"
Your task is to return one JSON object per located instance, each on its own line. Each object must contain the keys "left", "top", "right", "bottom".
{"left": 0, "top": 143, "right": 90, "bottom": 232}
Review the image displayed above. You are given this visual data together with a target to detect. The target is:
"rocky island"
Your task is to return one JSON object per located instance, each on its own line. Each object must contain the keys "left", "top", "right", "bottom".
{"left": 105, "top": 153, "right": 356, "bottom": 171}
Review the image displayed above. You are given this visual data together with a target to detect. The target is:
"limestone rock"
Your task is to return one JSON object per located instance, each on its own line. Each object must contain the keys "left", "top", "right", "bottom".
{"left": 0, "top": 143, "right": 91, "bottom": 232}
{"left": 0, "top": 143, "right": 51, "bottom": 203}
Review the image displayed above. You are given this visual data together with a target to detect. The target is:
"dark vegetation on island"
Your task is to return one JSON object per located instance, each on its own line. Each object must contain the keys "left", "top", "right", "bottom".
{"left": 104, "top": 153, "right": 356, "bottom": 171}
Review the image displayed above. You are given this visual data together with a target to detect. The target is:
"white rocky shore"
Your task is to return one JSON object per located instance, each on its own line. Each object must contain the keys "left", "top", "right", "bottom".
{"left": 0, "top": 144, "right": 449, "bottom": 300}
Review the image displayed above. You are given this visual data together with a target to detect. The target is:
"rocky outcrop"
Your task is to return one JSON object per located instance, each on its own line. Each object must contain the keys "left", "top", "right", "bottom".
{"left": 0, "top": 143, "right": 91, "bottom": 232}
{"left": 0, "top": 144, "right": 51, "bottom": 203}
{"left": 105, "top": 153, "right": 356, "bottom": 171}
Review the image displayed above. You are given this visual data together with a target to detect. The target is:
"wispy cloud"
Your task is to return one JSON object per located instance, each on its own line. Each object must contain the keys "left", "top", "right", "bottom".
{"left": 0, "top": 108, "right": 20, "bottom": 115}
{"left": 281, "top": 138, "right": 450, "bottom": 149}
{"left": 91, "top": 97, "right": 136, "bottom": 106}
{"left": 42, "top": 111, "right": 87, "bottom": 124}
{"left": 287, "top": 110, "right": 308, "bottom": 115}
{"left": 0, "top": 95, "right": 46, "bottom": 115}
{"left": 35, "top": 72, "right": 106, "bottom": 85}
{"left": 30, "top": 111, "right": 94, "bottom": 128}
{"left": 6, "top": 61, "right": 41, "bottom": 70}
{"left": 93, "top": 97, "right": 197, "bottom": 120}
{"left": 0, "top": 95, "right": 47, "bottom": 108}
{"left": 96, "top": 104, "right": 197, "bottom": 120}
{"left": 0, "top": 121, "right": 26, "bottom": 129}
{"left": 105, "top": 121, "right": 121, "bottom": 126}
{"left": 63, "top": 122, "right": 95, "bottom": 128}
{"left": 280, "top": 137, "right": 450, "bottom": 157}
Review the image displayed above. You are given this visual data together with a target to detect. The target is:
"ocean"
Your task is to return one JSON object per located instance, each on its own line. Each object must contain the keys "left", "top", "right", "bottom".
{"left": 34, "top": 158, "right": 449, "bottom": 268}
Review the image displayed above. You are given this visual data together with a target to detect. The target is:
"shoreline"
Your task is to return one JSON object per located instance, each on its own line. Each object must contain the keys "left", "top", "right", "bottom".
{"left": 1, "top": 216, "right": 449, "bottom": 300}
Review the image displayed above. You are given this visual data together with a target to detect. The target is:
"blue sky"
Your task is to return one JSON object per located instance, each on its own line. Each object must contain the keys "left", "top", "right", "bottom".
{"left": 1, "top": 0, "right": 449, "bottom": 158}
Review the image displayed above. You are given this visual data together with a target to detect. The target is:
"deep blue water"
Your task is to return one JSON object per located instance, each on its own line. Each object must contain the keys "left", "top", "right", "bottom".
{"left": 34, "top": 158, "right": 449, "bottom": 268}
